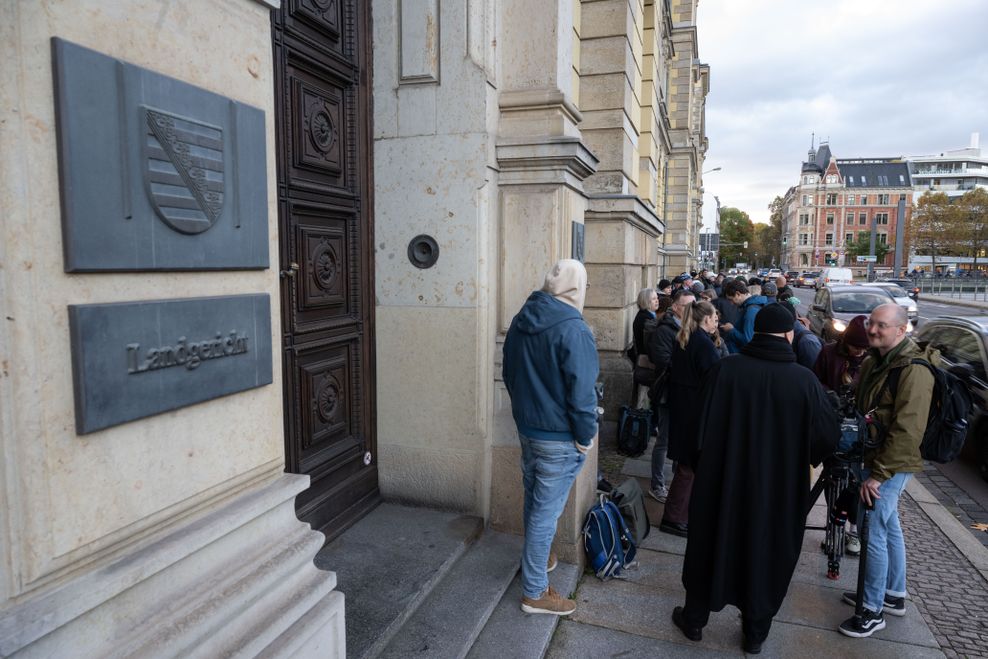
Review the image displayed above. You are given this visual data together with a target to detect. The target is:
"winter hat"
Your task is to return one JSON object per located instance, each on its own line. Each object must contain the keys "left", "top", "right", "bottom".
{"left": 762, "top": 281, "right": 778, "bottom": 297}
{"left": 691, "top": 281, "right": 705, "bottom": 295}
{"left": 657, "top": 278, "right": 672, "bottom": 291}
{"left": 842, "top": 315, "right": 870, "bottom": 348}
{"left": 748, "top": 277, "right": 763, "bottom": 287}
{"left": 671, "top": 275, "right": 687, "bottom": 285}
{"left": 542, "top": 259, "right": 588, "bottom": 312}
{"left": 754, "top": 303, "right": 795, "bottom": 334}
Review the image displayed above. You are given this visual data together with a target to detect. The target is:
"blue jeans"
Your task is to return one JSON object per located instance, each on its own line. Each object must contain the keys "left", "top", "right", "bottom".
{"left": 860, "top": 470, "right": 911, "bottom": 613}
{"left": 519, "top": 434, "right": 586, "bottom": 599}
{"left": 650, "top": 405, "right": 669, "bottom": 490}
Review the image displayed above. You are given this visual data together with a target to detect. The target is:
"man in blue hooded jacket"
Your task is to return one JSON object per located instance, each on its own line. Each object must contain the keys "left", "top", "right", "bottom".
{"left": 720, "top": 279, "right": 768, "bottom": 353}
{"left": 503, "top": 259, "right": 598, "bottom": 617}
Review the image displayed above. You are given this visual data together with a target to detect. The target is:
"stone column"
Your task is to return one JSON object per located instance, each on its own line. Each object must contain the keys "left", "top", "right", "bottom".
{"left": 489, "top": 0, "right": 600, "bottom": 564}
{"left": 578, "top": 0, "right": 665, "bottom": 419}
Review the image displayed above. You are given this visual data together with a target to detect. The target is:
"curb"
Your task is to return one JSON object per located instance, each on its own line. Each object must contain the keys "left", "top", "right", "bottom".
{"left": 905, "top": 477, "right": 988, "bottom": 584}
{"left": 921, "top": 294, "right": 988, "bottom": 311}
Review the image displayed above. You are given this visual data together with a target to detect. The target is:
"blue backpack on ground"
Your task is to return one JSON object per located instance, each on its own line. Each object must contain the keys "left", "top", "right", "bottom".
{"left": 582, "top": 495, "right": 637, "bottom": 579}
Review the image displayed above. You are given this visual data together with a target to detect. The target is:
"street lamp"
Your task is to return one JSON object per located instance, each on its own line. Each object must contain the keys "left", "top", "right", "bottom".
{"left": 703, "top": 166, "right": 722, "bottom": 174}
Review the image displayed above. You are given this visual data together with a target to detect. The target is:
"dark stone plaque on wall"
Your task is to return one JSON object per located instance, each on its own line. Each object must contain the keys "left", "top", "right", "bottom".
{"left": 69, "top": 295, "right": 273, "bottom": 434}
{"left": 572, "top": 221, "right": 585, "bottom": 263}
{"left": 52, "top": 38, "right": 269, "bottom": 271}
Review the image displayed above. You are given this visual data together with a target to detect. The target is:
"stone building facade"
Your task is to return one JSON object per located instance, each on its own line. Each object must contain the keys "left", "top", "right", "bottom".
{"left": 0, "top": 1, "right": 708, "bottom": 655}
{"left": 785, "top": 143, "right": 913, "bottom": 275}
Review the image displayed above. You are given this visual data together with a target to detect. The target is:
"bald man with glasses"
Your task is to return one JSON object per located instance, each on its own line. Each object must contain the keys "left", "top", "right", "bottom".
{"left": 838, "top": 303, "right": 937, "bottom": 639}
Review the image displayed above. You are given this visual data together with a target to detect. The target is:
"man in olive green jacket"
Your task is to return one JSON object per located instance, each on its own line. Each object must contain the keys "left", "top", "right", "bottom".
{"left": 838, "top": 303, "right": 936, "bottom": 639}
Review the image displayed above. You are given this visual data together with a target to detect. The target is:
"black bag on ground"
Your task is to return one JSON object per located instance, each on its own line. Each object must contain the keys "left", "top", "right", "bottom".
{"left": 617, "top": 406, "right": 651, "bottom": 458}
{"left": 886, "top": 358, "right": 973, "bottom": 463}
{"left": 609, "top": 478, "right": 651, "bottom": 546}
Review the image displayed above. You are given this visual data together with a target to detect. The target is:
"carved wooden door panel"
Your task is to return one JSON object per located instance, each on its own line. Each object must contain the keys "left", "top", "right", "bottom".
{"left": 272, "top": 0, "right": 378, "bottom": 540}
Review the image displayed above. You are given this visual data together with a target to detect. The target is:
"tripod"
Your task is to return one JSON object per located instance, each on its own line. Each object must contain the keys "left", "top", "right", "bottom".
{"left": 806, "top": 450, "right": 861, "bottom": 580}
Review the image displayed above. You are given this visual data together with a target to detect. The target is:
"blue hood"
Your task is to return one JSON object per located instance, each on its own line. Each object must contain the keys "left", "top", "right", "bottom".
{"left": 512, "top": 291, "right": 584, "bottom": 335}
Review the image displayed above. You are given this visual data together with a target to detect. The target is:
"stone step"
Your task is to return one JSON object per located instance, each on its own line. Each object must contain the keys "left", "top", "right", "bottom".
{"left": 466, "top": 562, "right": 581, "bottom": 659}
{"left": 314, "top": 503, "right": 484, "bottom": 659}
{"left": 379, "top": 530, "right": 523, "bottom": 658}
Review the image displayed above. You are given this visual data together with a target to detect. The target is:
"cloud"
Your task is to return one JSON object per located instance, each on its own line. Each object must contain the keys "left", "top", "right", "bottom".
{"left": 697, "top": 0, "right": 988, "bottom": 229}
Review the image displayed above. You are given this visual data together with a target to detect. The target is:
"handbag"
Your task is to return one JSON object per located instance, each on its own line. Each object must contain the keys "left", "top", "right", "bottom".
{"left": 633, "top": 355, "right": 655, "bottom": 386}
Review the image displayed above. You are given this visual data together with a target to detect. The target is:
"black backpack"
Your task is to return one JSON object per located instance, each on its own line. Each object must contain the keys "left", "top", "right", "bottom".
{"left": 885, "top": 358, "right": 973, "bottom": 463}
{"left": 617, "top": 405, "right": 651, "bottom": 458}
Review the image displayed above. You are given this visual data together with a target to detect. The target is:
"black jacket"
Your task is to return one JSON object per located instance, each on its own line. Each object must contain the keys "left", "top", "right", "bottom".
{"left": 631, "top": 308, "right": 656, "bottom": 360}
{"left": 683, "top": 334, "right": 840, "bottom": 621}
{"left": 667, "top": 329, "right": 721, "bottom": 465}
{"left": 646, "top": 311, "right": 680, "bottom": 373}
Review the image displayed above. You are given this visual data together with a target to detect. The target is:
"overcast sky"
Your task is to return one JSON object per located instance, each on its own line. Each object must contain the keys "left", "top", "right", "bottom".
{"left": 696, "top": 0, "right": 988, "bottom": 229}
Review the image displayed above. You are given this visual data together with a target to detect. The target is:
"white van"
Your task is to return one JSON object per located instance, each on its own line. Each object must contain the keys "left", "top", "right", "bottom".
{"left": 816, "top": 267, "right": 854, "bottom": 289}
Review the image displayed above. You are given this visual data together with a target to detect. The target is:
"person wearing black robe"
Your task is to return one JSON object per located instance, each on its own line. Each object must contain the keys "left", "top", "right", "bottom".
{"left": 672, "top": 303, "right": 841, "bottom": 654}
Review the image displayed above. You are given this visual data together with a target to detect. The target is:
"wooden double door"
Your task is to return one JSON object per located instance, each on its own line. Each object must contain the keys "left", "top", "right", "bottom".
{"left": 271, "top": 0, "right": 378, "bottom": 540}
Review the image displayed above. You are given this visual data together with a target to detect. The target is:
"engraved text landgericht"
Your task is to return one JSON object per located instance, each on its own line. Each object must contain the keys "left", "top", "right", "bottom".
{"left": 126, "top": 331, "right": 249, "bottom": 374}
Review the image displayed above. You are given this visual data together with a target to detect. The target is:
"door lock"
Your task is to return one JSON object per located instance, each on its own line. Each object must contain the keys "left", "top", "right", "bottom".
{"left": 280, "top": 262, "right": 300, "bottom": 279}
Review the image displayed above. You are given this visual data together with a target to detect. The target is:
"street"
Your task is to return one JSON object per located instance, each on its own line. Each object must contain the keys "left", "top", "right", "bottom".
{"left": 789, "top": 283, "right": 988, "bottom": 552}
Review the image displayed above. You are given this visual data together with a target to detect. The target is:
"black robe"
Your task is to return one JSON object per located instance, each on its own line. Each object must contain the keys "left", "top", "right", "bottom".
{"left": 682, "top": 334, "right": 841, "bottom": 622}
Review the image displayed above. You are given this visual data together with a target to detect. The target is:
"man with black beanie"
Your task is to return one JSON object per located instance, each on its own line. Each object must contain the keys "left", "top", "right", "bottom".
{"left": 673, "top": 303, "right": 840, "bottom": 654}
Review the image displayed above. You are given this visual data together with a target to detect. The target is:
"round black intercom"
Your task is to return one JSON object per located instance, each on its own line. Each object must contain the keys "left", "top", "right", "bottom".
{"left": 407, "top": 234, "right": 440, "bottom": 269}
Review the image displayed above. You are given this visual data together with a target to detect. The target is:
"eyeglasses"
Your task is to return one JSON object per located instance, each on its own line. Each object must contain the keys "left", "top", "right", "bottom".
{"left": 864, "top": 319, "right": 904, "bottom": 330}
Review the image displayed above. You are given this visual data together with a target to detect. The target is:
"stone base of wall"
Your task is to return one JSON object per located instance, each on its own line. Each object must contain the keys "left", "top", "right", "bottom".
{"left": 489, "top": 442, "right": 597, "bottom": 566}
{"left": 0, "top": 475, "right": 343, "bottom": 658}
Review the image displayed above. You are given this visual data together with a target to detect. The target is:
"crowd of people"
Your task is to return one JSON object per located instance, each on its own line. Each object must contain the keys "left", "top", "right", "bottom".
{"left": 502, "top": 261, "right": 935, "bottom": 653}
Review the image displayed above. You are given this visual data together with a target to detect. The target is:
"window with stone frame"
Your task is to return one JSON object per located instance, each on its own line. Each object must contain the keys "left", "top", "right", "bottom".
{"left": 876, "top": 212, "right": 889, "bottom": 225}
{"left": 846, "top": 213, "right": 854, "bottom": 225}
{"left": 877, "top": 194, "right": 890, "bottom": 204}
{"left": 845, "top": 233, "right": 853, "bottom": 244}
{"left": 825, "top": 233, "right": 833, "bottom": 245}
{"left": 848, "top": 194, "right": 856, "bottom": 205}
{"left": 799, "top": 233, "right": 809, "bottom": 246}
{"left": 800, "top": 213, "right": 810, "bottom": 225}
{"left": 826, "top": 193, "right": 838, "bottom": 205}
{"left": 860, "top": 194, "right": 868, "bottom": 204}
{"left": 827, "top": 213, "right": 835, "bottom": 224}
{"left": 879, "top": 233, "right": 888, "bottom": 244}
{"left": 859, "top": 212, "right": 867, "bottom": 224}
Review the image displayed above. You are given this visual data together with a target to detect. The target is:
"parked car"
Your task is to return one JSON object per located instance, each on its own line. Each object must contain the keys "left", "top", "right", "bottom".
{"left": 815, "top": 267, "right": 855, "bottom": 289}
{"left": 767, "top": 268, "right": 783, "bottom": 279}
{"left": 868, "top": 282, "right": 919, "bottom": 326}
{"left": 785, "top": 270, "right": 800, "bottom": 283}
{"left": 757, "top": 268, "right": 770, "bottom": 278}
{"left": 916, "top": 316, "right": 988, "bottom": 481}
{"left": 807, "top": 285, "right": 912, "bottom": 342}
{"left": 798, "top": 271, "right": 821, "bottom": 288}
{"left": 877, "top": 277, "right": 920, "bottom": 301}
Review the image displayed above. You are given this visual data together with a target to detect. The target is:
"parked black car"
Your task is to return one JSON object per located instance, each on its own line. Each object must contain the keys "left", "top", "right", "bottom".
{"left": 916, "top": 316, "right": 988, "bottom": 481}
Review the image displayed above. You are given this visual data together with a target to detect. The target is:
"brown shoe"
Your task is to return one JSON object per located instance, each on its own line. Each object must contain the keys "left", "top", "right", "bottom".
{"left": 547, "top": 551, "right": 558, "bottom": 573}
{"left": 521, "top": 586, "right": 576, "bottom": 616}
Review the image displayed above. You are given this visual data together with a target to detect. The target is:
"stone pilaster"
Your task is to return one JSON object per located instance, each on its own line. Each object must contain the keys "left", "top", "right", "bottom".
{"left": 489, "top": 0, "right": 600, "bottom": 565}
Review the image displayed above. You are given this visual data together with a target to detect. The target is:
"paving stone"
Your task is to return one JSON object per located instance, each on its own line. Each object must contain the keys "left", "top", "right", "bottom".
{"left": 775, "top": 581, "right": 938, "bottom": 648}
{"left": 638, "top": 526, "right": 687, "bottom": 555}
{"left": 791, "top": 548, "right": 860, "bottom": 591}
{"left": 569, "top": 575, "right": 744, "bottom": 652}
{"left": 547, "top": 619, "right": 738, "bottom": 658}
{"left": 756, "top": 619, "right": 946, "bottom": 659}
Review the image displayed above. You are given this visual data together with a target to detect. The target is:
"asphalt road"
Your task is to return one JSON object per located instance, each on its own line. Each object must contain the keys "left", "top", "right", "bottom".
{"left": 786, "top": 283, "right": 988, "bottom": 549}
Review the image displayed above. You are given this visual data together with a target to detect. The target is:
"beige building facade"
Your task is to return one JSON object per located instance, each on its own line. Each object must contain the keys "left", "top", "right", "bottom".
{"left": 0, "top": 0, "right": 708, "bottom": 655}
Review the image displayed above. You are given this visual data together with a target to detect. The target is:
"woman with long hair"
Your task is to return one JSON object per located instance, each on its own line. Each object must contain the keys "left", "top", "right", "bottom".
{"left": 659, "top": 300, "right": 724, "bottom": 537}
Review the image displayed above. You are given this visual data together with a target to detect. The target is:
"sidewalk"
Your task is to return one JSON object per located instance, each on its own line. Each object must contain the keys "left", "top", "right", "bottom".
{"left": 545, "top": 441, "right": 988, "bottom": 658}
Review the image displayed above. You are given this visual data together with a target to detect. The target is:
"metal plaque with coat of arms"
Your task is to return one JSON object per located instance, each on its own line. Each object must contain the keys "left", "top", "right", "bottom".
{"left": 52, "top": 38, "right": 268, "bottom": 271}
